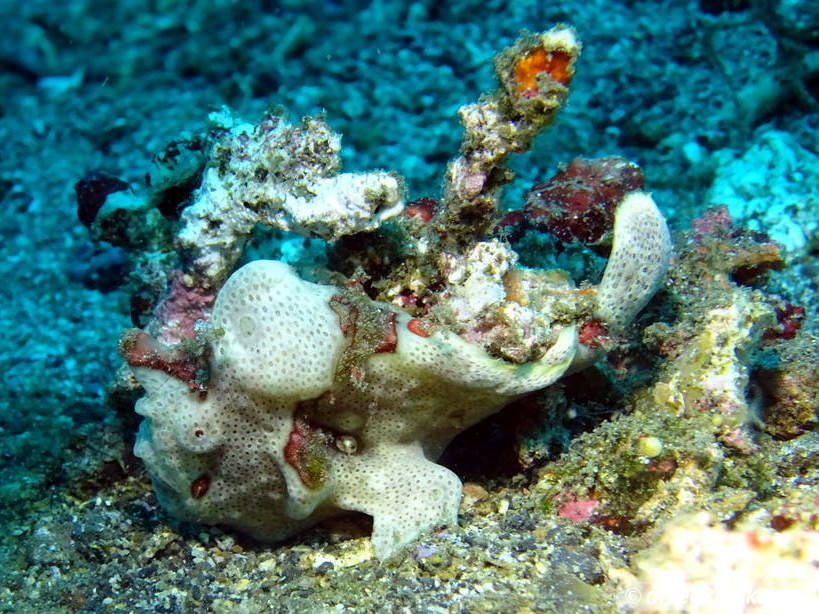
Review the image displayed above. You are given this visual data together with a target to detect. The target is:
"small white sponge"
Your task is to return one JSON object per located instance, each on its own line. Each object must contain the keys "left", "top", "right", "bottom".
{"left": 595, "top": 192, "right": 672, "bottom": 332}
{"left": 133, "top": 260, "right": 579, "bottom": 559}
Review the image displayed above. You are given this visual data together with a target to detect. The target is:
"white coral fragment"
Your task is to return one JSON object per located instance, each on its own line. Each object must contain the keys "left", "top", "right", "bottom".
{"left": 267, "top": 172, "right": 404, "bottom": 240}
{"left": 177, "top": 114, "right": 404, "bottom": 283}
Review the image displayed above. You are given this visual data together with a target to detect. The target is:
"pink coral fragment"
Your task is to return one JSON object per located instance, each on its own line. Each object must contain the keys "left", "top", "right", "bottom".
{"left": 692, "top": 205, "right": 732, "bottom": 241}
{"left": 155, "top": 272, "right": 215, "bottom": 344}
{"left": 556, "top": 494, "right": 600, "bottom": 523}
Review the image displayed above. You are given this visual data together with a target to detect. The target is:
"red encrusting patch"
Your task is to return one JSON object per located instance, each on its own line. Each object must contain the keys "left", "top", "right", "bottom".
{"left": 120, "top": 329, "right": 208, "bottom": 394}
{"left": 770, "top": 515, "right": 796, "bottom": 532}
{"left": 284, "top": 415, "right": 329, "bottom": 490}
{"left": 504, "top": 157, "right": 644, "bottom": 245}
{"left": 375, "top": 312, "right": 398, "bottom": 353}
{"left": 592, "top": 515, "right": 636, "bottom": 534}
{"left": 404, "top": 197, "right": 438, "bottom": 223}
{"left": 646, "top": 457, "right": 678, "bottom": 478}
{"left": 513, "top": 46, "right": 573, "bottom": 97}
{"left": 407, "top": 318, "right": 432, "bottom": 337}
{"left": 190, "top": 474, "right": 210, "bottom": 499}
{"left": 765, "top": 303, "right": 805, "bottom": 341}
{"left": 399, "top": 291, "right": 418, "bottom": 308}
{"left": 578, "top": 319, "right": 610, "bottom": 349}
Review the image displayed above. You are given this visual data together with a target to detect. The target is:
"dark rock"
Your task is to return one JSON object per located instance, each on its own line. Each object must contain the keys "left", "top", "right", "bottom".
{"left": 67, "top": 243, "right": 130, "bottom": 292}
{"left": 550, "top": 547, "right": 605, "bottom": 585}
{"left": 75, "top": 172, "right": 130, "bottom": 228}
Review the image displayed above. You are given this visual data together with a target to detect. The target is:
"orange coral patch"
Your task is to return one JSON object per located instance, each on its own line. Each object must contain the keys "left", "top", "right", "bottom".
{"left": 513, "top": 46, "right": 573, "bottom": 97}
